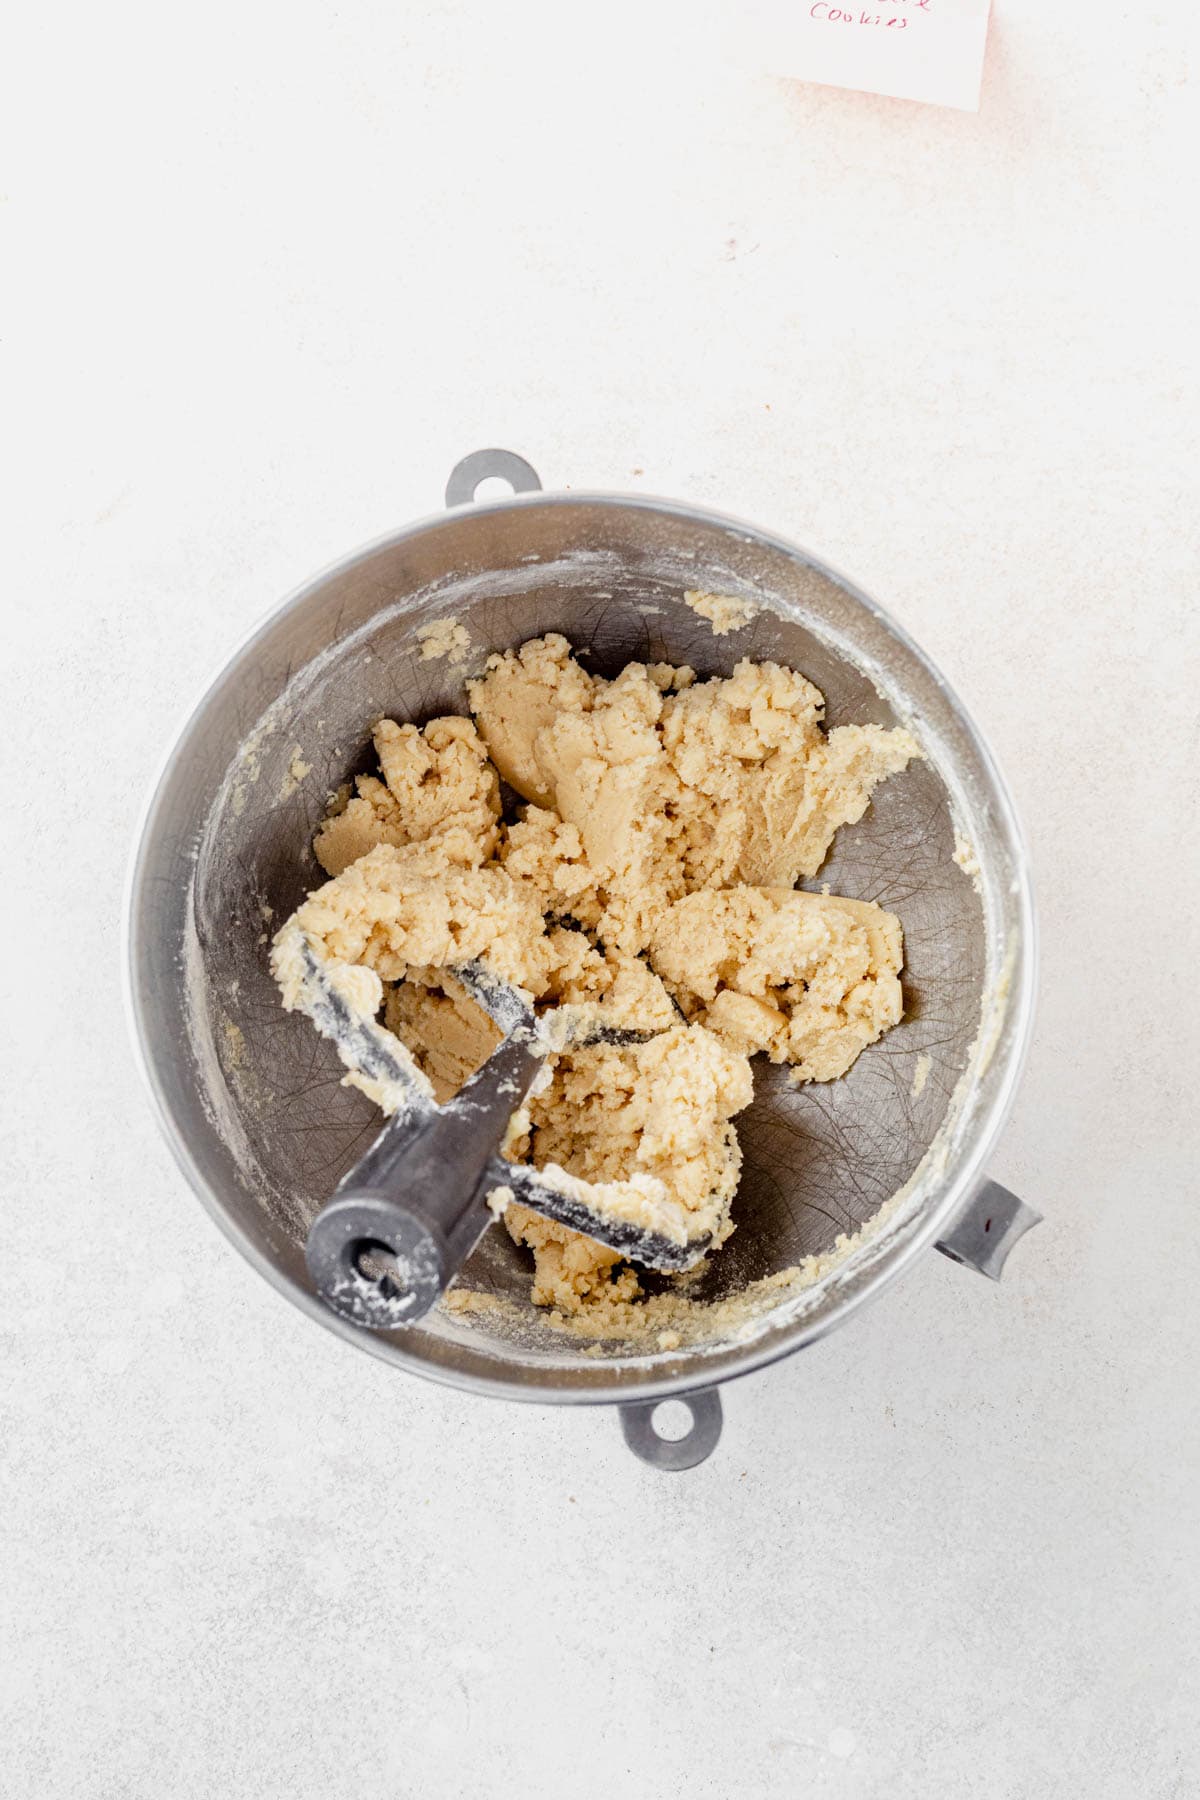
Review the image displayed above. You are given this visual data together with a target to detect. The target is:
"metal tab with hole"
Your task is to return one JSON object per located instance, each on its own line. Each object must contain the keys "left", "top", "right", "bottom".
{"left": 445, "top": 448, "right": 542, "bottom": 507}
{"left": 619, "top": 1389, "right": 723, "bottom": 1470}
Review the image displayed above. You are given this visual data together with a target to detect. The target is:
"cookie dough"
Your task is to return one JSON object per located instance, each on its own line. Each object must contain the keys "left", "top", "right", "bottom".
{"left": 416, "top": 616, "right": 472, "bottom": 664}
{"left": 273, "top": 633, "right": 918, "bottom": 1324}
{"left": 647, "top": 887, "right": 904, "bottom": 1082}
{"left": 473, "top": 636, "right": 915, "bottom": 953}
{"left": 683, "top": 588, "right": 758, "bottom": 634}
{"left": 313, "top": 715, "right": 500, "bottom": 879}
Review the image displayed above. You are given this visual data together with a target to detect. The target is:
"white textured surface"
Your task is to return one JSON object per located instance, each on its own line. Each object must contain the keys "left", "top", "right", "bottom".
{"left": 4, "top": 4, "right": 1198, "bottom": 1795}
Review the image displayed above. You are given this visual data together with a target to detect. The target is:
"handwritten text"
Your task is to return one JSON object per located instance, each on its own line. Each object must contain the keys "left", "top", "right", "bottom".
{"left": 810, "top": 5, "right": 913, "bottom": 22}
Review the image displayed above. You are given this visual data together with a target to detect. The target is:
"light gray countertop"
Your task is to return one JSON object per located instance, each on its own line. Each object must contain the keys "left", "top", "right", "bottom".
{"left": 4, "top": 3, "right": 1197, "bottom": 1794}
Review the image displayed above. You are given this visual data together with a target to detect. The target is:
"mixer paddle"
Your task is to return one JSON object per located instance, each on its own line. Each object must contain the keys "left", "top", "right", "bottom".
{"left": 289, "top": 946, "right": 713, "bottom": 1328}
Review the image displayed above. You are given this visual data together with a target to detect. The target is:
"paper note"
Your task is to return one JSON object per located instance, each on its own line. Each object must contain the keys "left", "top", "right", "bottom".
{"left": 758, "top": 0, "right": 992, "bottom": 112}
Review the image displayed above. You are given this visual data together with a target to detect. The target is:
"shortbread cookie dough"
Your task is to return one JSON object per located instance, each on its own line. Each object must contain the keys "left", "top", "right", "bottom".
{"left": 313, "top": 716, "right": 499, "bottom": 878}
{"left": 647, "top": 888, "right": 903, "bottom": 1082}
{"left": 273, "top": 633, "right": 918, "bottom": 1326}
{"left": 472, "top": 636, "right": 916, "bottom": 953}
{"left": 416, "top": 616, "right": 472, "bottom": 664}
{"left": 683, "top": 588, "right": 758, "bottom": 634}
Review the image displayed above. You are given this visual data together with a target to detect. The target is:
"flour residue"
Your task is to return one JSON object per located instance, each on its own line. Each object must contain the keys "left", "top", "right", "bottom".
{"left": 278, "top": 747, "right": 313, "bottom": 801}
{"left": 954, "top": 832, "right": 982, "bottom": 888}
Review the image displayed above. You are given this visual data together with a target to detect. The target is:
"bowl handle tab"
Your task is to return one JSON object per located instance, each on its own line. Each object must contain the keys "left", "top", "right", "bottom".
{"left": 445, "top": 449, "right": 543, "bottom": 508}
{"left": 935, "top": 1180, "right": 1042, "bottom": 1282}
{"left": 618, "top": 1387, "right": 723, "bottom": 1472}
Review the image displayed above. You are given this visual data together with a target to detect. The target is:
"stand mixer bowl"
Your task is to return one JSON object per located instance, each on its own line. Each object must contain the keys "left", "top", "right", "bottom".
{"left": 124, "top": 450, "right": 1038, "bottom": 1469}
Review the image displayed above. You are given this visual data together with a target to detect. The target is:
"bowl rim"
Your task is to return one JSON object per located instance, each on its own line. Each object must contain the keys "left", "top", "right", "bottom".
{"left": 122, "top": 486, "right": 1037, "bottom": 1406}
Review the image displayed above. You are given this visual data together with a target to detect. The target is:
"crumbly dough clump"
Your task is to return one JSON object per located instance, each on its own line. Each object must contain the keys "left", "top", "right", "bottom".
{"left": 683, "top": 588, "right": 759, "bottom": 634}
{"left": 313, "top": 715, "right": 499, "bottom": 878}
{"left": 417, "top": 616, "right": 472, "bottom": 664}
{"left": 647, "top": 888, "right": 904, "bottom": 1082}
{"left": 472, "top": 636, "right": 916, "bottom": 955}
{"left": 276, "top": 633, "right": 918, "bottom": 1327}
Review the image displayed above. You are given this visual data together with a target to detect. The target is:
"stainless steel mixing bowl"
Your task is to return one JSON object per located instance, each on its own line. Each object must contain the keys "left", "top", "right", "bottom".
{"left": 124, "top": 449, "right": 1038, "bottom": 1470}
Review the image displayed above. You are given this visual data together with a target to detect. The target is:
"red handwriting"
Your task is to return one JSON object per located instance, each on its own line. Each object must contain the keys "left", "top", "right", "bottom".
{"left": 810, "top": 4, "right": 913, "bottom": 20}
